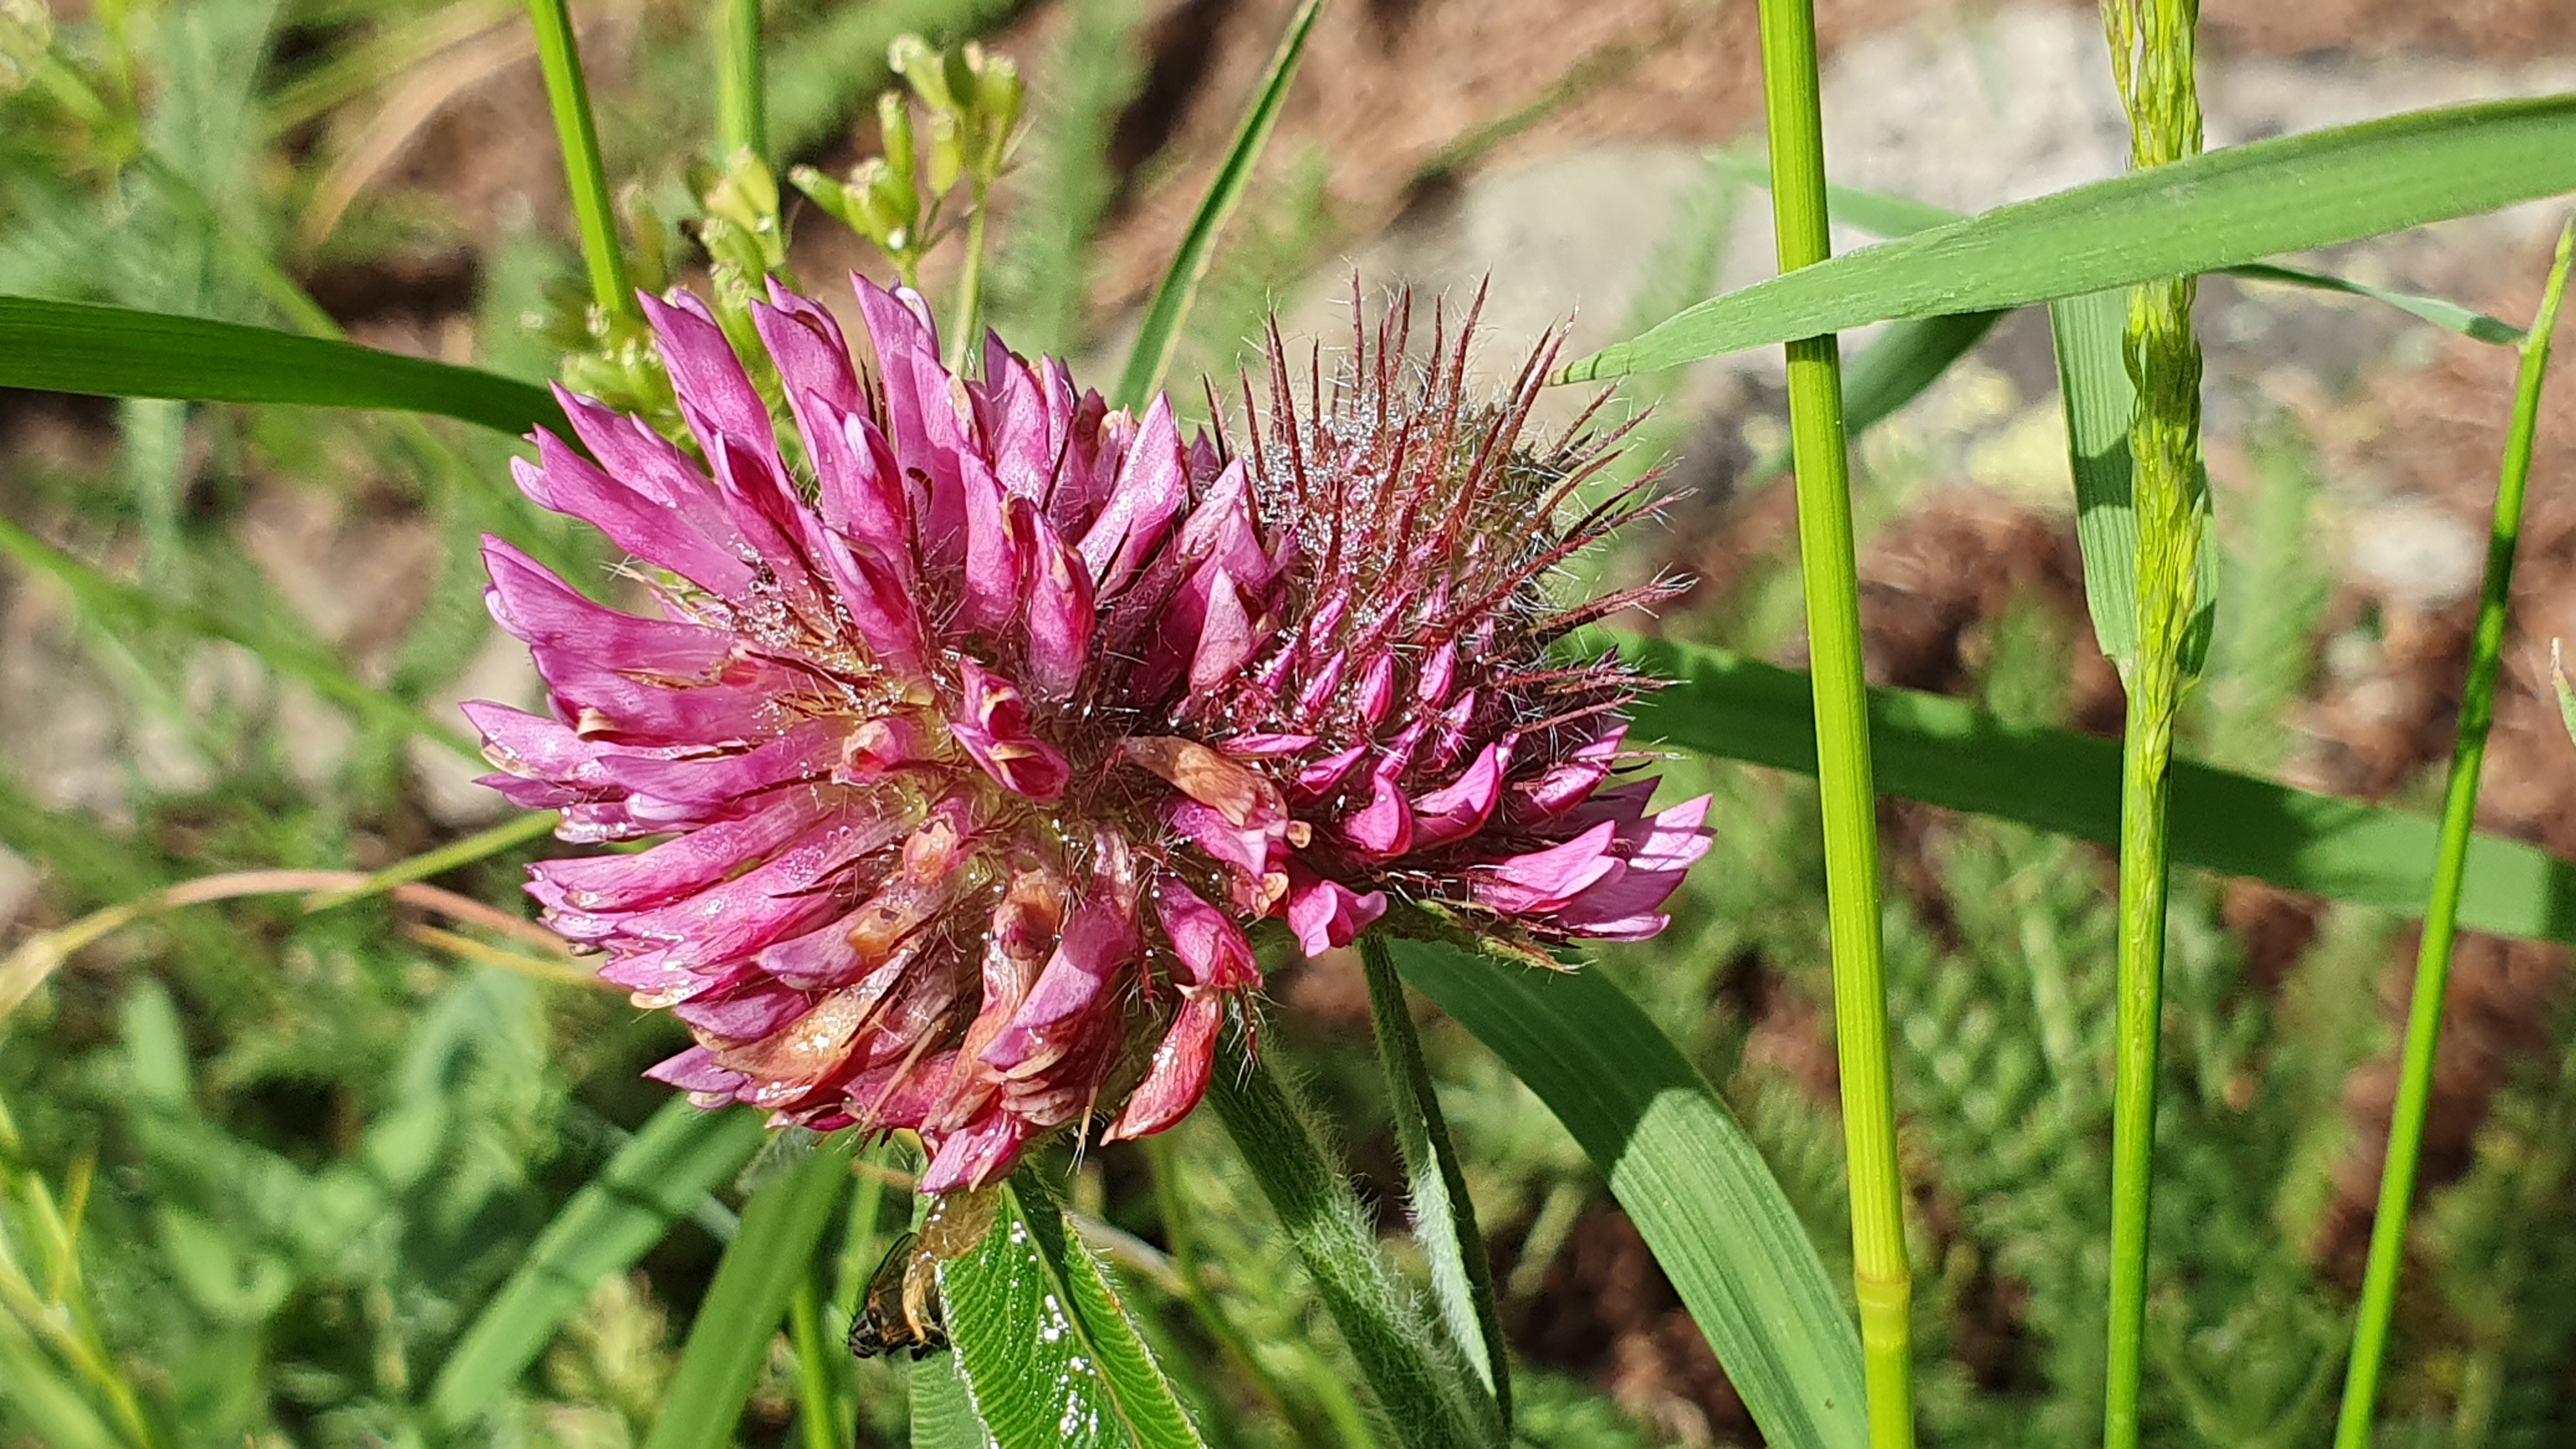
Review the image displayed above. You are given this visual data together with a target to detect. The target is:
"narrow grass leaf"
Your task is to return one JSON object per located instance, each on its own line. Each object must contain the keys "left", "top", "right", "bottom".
{"left": 0, "top": 296, "right": 565, "bottom": 434}
{"left": 425, "top": 1100, "right": 767, "bottom": 1432}
{"left": 940, "top": 1177, "right": 1207, "bottom": 1449}
{"left": 1572, "top": 96, "right": 2576, "bottom": 380}
{"left": 1614, "top": 634, "right": 2576, "bottom": 944}
{"left": 645, "top": 1133, "right": 858, "bottom": 1449}
{"left": 1205, "top": 1044, "right": 1489, "bottom": 1449}
{"left": 911, "top": 1349, "right": 993, "bottom": 1449}
{"left": 2223, "top": 263, "right": 2524, "bottom": 345}
{"left": 1717, "top": 153, "right": 2527, "bottom": 346}
{"left": 0, "top": 1322, "right": 123, "bottom": 1449}
{"left": 1357, "top": 935, "right": 1508, "bottom": 1435}
{"left": 2051, "top": 289, "right": 2143, "bottom": 664}
{"left": 1389, "top": 938, "right": 1868, "bottom": 1449}
{"left": 1111, "top": 0, "right": 1322, "bottom": 410}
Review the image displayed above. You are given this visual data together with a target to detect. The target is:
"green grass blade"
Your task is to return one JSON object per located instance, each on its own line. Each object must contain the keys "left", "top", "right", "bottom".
{"left": 2222, "top": 263, "right": 2525, "bottom": 345}
{"left": 1569, "top": 95, "right": 2576, "bottom": 380}
{"left": 1356, "top": 936, "right": 1508, "bottom": 1435}
{"left": 1389, "top": 939, "right": 1869, "bottom": 1449}
{"left": 645, "top": 1135, "right": 857, "bottom": 1449}
{"left": 941, "top": 1177, "right": 1208, "bottom": 1449}
{"left": 525, "top": 0, "right": 634, "bottom": 320}
{"left": 2332, "top": 221, "right": 2575, "bottom": 1449}
{"left": 1110, "top": 0, "right": 1322, "bottom": 410}
{"left": 1204, "top": 1042, "right": 1489, "bottom": 1449}
{"left": 424, "top": 1100, "right": 769, "bottom": 1434}
{"left": 2051, "top": 286, "right": 2218, "bottom": 676}
{"left": 0, "top": 296, "right": 566, "bottom": 435}
{"left": 1717, "top": 153, "right": 2527, "bottom": 347}
{"left": 1613, "top": 633, "right": 2576, "bottom": 945}
{"left": 2051, "top": 289, "right": 2145, "bottom": 664}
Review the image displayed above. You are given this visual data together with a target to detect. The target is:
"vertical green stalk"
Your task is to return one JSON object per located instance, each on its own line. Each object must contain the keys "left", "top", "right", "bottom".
{"left": 715, "top": 0, "right": 763, "bottom": 162}
{"left": 1750, "top": 1, "right": 1913, "bottom": 1442}
{"left": 942, "top": 184, "right": 990, "bottom": 374}
{"left": 2331, "top": 224, "right": 2573, "bottom": 1449}
{"left": 525, "top": 0, "right": 634, "bottom": 321}
{"left": 785, "top": 1278, "right": 843, "bottom": 1449}
{"left": 2096, "top": 3, "right": 2204, "bottom": 1445}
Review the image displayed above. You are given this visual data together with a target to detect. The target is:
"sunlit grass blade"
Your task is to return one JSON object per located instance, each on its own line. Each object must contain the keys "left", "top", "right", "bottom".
{"left": 1612, "top": 634, "right": 2576, "bottom": 946}
{"left": 1110, "top": 0, "right": 1322, "bottom": 410}
{"left": 1717, "top": 155, "right": 2528, "bottom": 348}
{"left": 0, "top": 296, "right": 565, "bottom": 434}
{"left": 1389, "top": 938, "right": 1869, "bottom": 1449}
{"left": 2332, "top": 221, "right": 2575, "bottom": 1449}
{"left": 645, "top": 1134, "right": 857, "bottom": 1449}
{"left": 1204, "top": 1039, "right": 1489, "bottom": 1449}
{"left": 0, "top": 1320, "right": 123, "bottom": 1449}
{"left": 1356, "top": 935, "right": 1508, "bottom": 1435}
{"left": 525, "top": 0, "right": 633, "bottom": 320}
{"left": 940, "top": 1176, "right": 1208, "bottom": 1449}
{"left": 0, "top": 512, "right": 477, "bottom": 759}
{"left": 1569, "top": 95, "right": 2576, "bottom": 381}
{"left": 424, "top": 1100, "right": 769, "bottom": 1434}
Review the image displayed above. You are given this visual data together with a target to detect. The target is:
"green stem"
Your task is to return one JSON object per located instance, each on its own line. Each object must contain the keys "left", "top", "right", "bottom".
{"left": 1751, "top": 0, "right": 1915, "bottom": 1441}
{"left": 715, "top": 0, "right": 764, "bottom": 163}
{"left": 786, "top": 1278, "right": 843, "bottom": 1449}
{"left": 944, "top": 183, "right": 990, "bottom": 374}
{"left": 525, "top": 0, "right": 634, "bottom": 321}
{"left": 1358, "top": 933, "right": 1509, "bottom": 1434}
{"left": 1204, "top": 1041, "right": 1485, "bottom": 1449}
{"left": 2331, "top": 222, "right": 2573, "bottom": 1449}
{"left": 2096, "top": 3, "right": 2205, "bottom": 1443}
{"left": 2104, "top": 657, "right": 2178, "bottom": 1444}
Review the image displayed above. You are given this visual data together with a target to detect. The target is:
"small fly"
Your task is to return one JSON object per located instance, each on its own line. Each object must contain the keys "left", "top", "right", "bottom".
{"left": 846, "top": 1186, "right": 999, "bottom": 1361}
{"left": 848, "top": 1230, "right": 944, "bottom": 1360}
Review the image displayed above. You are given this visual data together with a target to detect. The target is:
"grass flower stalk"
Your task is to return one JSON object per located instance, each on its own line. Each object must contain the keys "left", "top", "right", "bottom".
{"left": 525, "top": 0, "right": 634, "bottom": 321}
{"left": 1749, "top": 0, "right": 1915, "bottom": 1440}
{"left": 2331, "top": 221, "right": 2574, "bottom": 1449}
{"left": 2096, "top": 1, "right": 2206, "bottom": 1443}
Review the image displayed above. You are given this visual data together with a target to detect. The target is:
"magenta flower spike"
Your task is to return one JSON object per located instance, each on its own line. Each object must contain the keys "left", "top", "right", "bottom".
{"left": 471, "top": 276, "right": 1712, "bottom": 1191}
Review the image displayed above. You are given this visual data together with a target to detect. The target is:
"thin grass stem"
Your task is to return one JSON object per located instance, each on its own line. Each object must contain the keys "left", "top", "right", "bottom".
{"left": 525, "top": 0, "right": 634, "bottom": 321}
{"left": 716, "top": 0, "right": 765, "bottom": 163}
{"left": 2330, "top": 221, "right": 2575, "bottom": 1449}
{"left": 2096, "top": 3, "right": 2207, "bottom": 1441}
{"left": 944, "top": 185, "right": 990, "bottom": 374}
{"left": 785, "top": 1278, "right": 843, "bottom": 1449}
{"left": 1750, "top": 0, "right": 1915, "bottom": 1442}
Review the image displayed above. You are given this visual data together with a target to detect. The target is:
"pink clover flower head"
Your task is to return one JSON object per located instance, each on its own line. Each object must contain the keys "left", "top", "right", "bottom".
{"left": 473, "top": 275, "right": 1712, "bottom": 1190}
